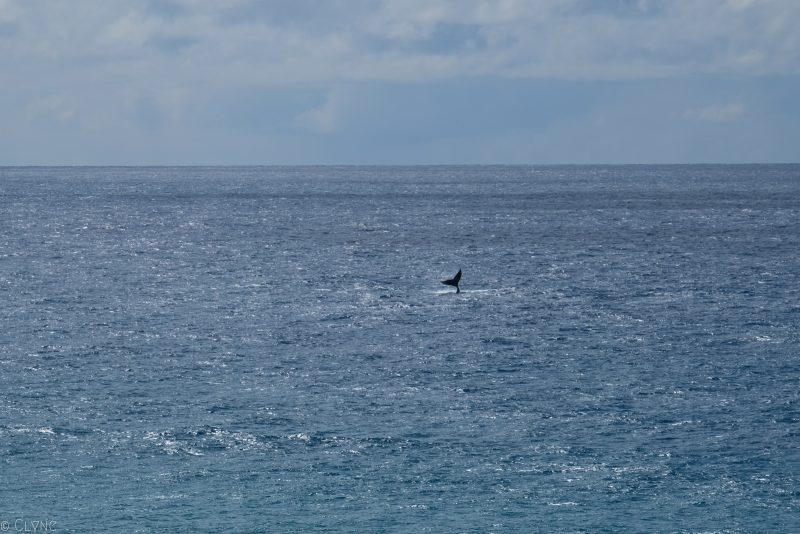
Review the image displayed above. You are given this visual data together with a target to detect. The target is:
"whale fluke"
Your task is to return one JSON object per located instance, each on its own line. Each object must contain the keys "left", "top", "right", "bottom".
{"left": 441, "top": 269, "right": 462, "bottom": 293}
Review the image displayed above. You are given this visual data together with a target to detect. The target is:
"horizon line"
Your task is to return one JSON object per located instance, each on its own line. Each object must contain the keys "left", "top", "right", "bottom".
{"left": 2, "top": 162, "right": 798, "bottom": 168}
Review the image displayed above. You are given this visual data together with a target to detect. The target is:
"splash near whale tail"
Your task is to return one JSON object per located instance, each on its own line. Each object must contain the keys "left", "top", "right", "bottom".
{"left": 441, "top": 269, "right": 462, "bottom": 293}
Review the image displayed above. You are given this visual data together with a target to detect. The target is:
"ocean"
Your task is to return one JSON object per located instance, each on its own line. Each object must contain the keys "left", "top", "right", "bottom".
{"left": 1, "top": 165, "right": 798, "bottom": 532}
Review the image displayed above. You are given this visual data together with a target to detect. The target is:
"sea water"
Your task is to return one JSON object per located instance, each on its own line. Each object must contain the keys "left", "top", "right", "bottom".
{"left": 1, "top": 165, "right": 798, "bottom": 532}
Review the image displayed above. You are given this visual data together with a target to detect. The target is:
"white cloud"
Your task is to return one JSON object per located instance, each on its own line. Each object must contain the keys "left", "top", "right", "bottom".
{"left": 0, "top": 0, "right": 22, "bottom": 23}
{"left": 27, "top": 95, "right": 77, "bottom": 123}
{"left": 294, "top": 89, "right": 344, "bottom": 134}
{"left": 2, "top": 0, "right": 799, "bottom": 90}
{"left": 1, "top": 0, "right": 798, "bottom": 164}
{"left": 686, "top": 102, "right": 745, "bottom": 122}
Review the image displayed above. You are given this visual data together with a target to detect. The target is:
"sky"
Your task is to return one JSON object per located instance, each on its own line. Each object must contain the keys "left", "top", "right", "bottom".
{"left": 1, "top": 0, "right": 798, "bottom": 165}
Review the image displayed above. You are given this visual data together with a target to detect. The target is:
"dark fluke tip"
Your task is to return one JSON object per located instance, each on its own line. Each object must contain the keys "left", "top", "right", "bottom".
{"left": 441, "top": 269, "right": 462, "bottom": 293}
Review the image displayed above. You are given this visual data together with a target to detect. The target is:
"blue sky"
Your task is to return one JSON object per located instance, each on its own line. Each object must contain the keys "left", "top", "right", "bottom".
{"left": 1, "top": 0, "right": 798, "bottom": 164}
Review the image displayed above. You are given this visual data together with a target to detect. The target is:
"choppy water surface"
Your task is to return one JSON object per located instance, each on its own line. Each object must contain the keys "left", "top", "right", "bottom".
{"left": 1, "top": 165, "right": 799, "bottom": 532}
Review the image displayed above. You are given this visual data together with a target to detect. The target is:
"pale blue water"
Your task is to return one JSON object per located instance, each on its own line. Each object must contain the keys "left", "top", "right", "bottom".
{"left": 1, "top": 165, "right": 799, "bottom": 532}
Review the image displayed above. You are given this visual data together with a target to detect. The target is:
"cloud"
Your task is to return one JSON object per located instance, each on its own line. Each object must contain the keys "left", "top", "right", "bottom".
{"left": 294, "top": 89, "right": 344, "bottom": 134}
{"left": 2, "top": 0, "right": 799, "bottom": 88}
{"left": 686, "top": 102, "right": 745, "bottom": 122}
{"left": 1, "top": 0, "right": 798, "bottom": 164}
{"left": 27, "top": 95, "right": 78, "bottom": 123}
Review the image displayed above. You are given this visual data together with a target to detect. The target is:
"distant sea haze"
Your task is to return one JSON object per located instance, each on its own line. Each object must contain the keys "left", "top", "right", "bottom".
{"left": 1, "top": 165, "right": 799, "bottom": 532}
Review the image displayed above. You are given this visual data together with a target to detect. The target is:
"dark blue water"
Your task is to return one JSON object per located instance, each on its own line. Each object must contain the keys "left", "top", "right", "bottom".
{"left": 1, "top": 165, "right": 799, "bottom": 532}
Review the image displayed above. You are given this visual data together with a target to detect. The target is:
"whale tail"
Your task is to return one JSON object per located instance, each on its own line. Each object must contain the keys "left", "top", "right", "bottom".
{"left": 441, "top": 269, "right": 462, "bottom": 293}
